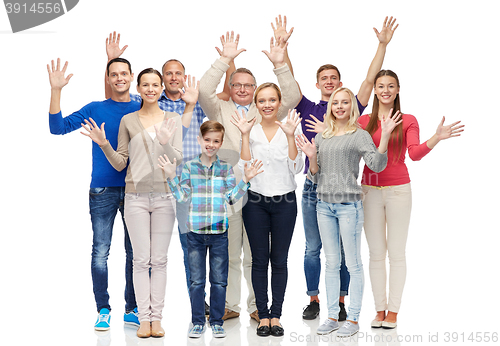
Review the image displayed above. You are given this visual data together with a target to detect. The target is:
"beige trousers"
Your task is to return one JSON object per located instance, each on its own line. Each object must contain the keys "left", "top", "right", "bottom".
{"left": 124, "top": 192, "right": 176, "bottom": 322}
{"left": 225, "top": 201, "right": 256, "bottom": 314}
{"left": 362, "top": 183, "right": 412, "bottom": 313}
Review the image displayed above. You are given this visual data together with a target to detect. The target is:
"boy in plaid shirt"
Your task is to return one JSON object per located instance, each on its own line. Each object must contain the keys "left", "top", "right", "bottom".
{"left": 158, "top": 121, "right": 262, "bottom": 338}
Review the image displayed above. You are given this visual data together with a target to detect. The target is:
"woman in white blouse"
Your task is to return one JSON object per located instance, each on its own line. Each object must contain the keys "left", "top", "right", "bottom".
{"left": 232, "top": 82, "right": 303, "bottom": 337}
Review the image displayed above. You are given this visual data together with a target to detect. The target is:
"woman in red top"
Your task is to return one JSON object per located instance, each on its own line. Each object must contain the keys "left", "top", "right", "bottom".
{"left": 358, "top": 70, "right": 464, "bottom": 329}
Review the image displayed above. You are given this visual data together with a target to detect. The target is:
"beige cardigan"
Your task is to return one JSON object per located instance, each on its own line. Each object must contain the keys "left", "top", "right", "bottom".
{"left": 100, "top": 111, "right": 183, "bottom": 193}
{"left": 198, "top": 59, "right": 301, "bottom": 178}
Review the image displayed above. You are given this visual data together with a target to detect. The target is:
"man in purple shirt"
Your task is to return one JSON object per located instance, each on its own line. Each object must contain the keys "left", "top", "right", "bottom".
{"left": 271, "top": 15, "right": 398, "bottom": 321}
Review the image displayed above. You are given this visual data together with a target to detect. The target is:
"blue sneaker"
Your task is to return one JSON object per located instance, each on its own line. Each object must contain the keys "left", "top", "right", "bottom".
{"left": 211, "top": 324, "right": 226, "bottom": 338}
{"left": 316, "top": 319, "right": 339, "bottom": 335}
{"left": 124, "top": 308, "right": 140, "bottom": 327}
{"left": 188, "top": 324, "right": 206, "bottom": 338}
{"left": 95, "top": 308, "right": 111, "bottom": 331}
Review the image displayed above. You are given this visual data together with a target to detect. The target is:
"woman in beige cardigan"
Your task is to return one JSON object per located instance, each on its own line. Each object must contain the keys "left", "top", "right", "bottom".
{"left": 83, "top": 68, "right": 197, "bottom": 338}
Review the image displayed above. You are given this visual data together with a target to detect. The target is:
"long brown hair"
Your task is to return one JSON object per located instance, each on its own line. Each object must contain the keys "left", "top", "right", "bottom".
{"left": 365, "top": 70, "right": 403, "bottom": 162}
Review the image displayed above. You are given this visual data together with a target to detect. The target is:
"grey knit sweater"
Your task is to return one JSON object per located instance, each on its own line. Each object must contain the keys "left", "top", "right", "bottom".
{"left": 311, "top": 129, "right": 388, "bottom": 203}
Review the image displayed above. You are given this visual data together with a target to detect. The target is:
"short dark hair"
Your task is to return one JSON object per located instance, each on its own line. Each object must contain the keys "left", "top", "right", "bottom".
{"left": 106, "top": 58, "right": 132, "bottom": 76}
{"left": 316, "top": 64, "right": 341, "bottom": 82}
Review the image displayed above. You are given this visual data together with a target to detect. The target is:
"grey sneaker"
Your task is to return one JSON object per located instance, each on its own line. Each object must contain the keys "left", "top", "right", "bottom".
{"left": 337, "top": 321, "right": 359, "bottom": 337}
{"left": 316, "top": 319, "right": 339, "bottom": 335}
{"left": 188, "top": 324, "right": 206, "bottom": 338}
{"left": 211, "top": 325, "right": 226, "bottom": 338}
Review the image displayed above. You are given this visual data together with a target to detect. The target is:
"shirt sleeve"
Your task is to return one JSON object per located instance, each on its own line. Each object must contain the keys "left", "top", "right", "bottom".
{"left": 99, "top": 118, "right": 130, "bottom": 172}
{"left": 167, "top": 164, "right": 192, "bottom": 203}
{"left": 225, "top": 166, "right": 250, "bottom": 205}
{"left": 405, "top": 115, "right": 432, "bottom": 161}
{"left": 358, "top": 130, "right": 388, "bottom": 173}
{"left": 49, "top": 104, "right": 93, "bottom": 135}
{"left": 198, "top": 59, "right": 228, "bottom": 121}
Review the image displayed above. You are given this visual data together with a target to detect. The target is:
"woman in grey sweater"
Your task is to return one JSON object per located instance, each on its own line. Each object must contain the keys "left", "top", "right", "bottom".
{"left": 296, "top": 87, "right": 401, "bottom": 338}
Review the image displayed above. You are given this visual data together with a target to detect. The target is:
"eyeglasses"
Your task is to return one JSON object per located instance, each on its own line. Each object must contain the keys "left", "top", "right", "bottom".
{"left": 230, "top": 83, "right": 256, "bottom": 90}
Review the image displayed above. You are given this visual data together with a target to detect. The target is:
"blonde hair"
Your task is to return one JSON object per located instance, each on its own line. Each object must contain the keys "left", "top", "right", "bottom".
{"left": 323, "top": 87, "right": 359, "bottom": 138}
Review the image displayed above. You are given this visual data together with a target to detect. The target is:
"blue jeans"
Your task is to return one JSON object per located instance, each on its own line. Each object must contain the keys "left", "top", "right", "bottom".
{"left": 243, "top": 190, "right": 297, "bottom": 320}
{"left": 89, "top": 186, "right": 136, "bottom": 313}
{"left": 187, "top": 231, "right": 228, "bottom": 326}
{"left": 317, "top": 199, "right": 364, "bottom": 322}
{"left": 302, "top": 178, "right": 350, "bottom": 296}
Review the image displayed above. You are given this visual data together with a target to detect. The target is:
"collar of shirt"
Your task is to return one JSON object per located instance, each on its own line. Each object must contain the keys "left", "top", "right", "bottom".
{"left": 193, "top": 154, "right": 222, "bottom": 170}
{"left": 234, "top": 102, "right": 250, "bottom": 117}
{"left": 159, "top": 90, "right": 183, "bottom": 103}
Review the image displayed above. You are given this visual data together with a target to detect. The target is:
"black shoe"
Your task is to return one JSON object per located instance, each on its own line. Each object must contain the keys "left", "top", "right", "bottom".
{"left": 257, "top": 325, "right": 271, "bottom": 337}
{"left": 205, "top": 301, "right": 210, "bottom": 316}
{"left": 339, "top": 302, "right": 347, "bottom": 321}
{"left": 270, "top": 325, "right": 284, "bottom": 337}
{"left": 302, "top": 301, "right": 320, "bottom": 320}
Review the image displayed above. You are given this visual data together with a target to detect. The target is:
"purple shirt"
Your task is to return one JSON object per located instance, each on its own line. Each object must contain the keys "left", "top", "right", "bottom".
{"left": 296, "top": 94, "right": 367, "bottom": 173}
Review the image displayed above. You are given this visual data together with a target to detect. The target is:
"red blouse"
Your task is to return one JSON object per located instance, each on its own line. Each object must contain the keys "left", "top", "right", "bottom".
{"left": 358, "top": 113, "right": 432, "bottom": 186}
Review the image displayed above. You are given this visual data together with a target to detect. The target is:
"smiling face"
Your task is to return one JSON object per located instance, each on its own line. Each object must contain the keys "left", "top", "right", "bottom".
{"left": 316, "top": 68, "right": 343, "bottom": 101}
{"left": 229, "top": 72, "right": 256, "bottom": 106}
{"left": 162, "top": 60, "right": 185, "bottom": 99}
{"left": 107, "top": 62, "right": 133, "bottom": 95}
{"left": 330, "top": 90, "right": 352, "bottom": 123}
{"left": 255, "top": 86, "right": 282, "bottom": 121}
{"left": 374, "top": 75, "right": 400, "bottom": 106}
{"left": 137, "top": 73, "right": 163, "bottom": 104}
{"left": 197, "top": 131, "right": 223, "bottom": 160}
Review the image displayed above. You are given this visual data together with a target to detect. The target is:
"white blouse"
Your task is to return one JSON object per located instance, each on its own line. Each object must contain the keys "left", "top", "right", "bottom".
{"left": 238, "top": 119, "right": 304, "bottom": 197}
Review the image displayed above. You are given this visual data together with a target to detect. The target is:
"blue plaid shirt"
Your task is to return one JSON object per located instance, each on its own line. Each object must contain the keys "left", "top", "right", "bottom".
{"left": 167, "top": 155, "right": 250, "bottom": 234}
{"left": 131, "top": 91, "right": 205, "bottom": 176}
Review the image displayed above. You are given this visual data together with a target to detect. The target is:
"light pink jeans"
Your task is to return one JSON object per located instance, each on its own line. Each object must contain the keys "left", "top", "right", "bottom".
{"left": 362, "top": 183, "right": 412, "bottom": 313}
{"left": 124, "top": 192, "right": 176, "bottom": 322}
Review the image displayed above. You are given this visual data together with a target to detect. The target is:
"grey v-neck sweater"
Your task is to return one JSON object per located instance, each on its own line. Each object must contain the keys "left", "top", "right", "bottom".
{"left": 312, "top": 129, "right": 388, "bottom": 203}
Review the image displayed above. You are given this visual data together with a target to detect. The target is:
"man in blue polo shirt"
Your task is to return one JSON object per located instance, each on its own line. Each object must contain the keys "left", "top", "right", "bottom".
{"left": 47, "top": 57, "right": 141, "bottom": 330}
{"left": 271, "top": 15, "right": 398, "bottom": 320}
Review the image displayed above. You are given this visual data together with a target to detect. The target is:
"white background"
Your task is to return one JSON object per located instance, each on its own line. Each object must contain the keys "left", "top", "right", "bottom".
{"left": 1, "top": 0, "right": 498, "bottom": 345}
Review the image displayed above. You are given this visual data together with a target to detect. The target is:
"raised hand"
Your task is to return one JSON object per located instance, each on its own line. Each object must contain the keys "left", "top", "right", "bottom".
{"left": 220, "top": 31, "right": 246, "bottom": 61}
{"left": 155, "top": 118, "right": 177, "bottom": 145}
{"left": 262, "top": 37, "right": 287, "bottom": 68}
{"left": 158, "top": 154, "right": 177, "bottom": 180}
{"left": 47, "top": 58, "right": 73, "bottom": 90}
{"left": 243, "top": 159, "right": 264, "bottom": 182}
{"left": 305, "top": 114, "right": 326, "bottom": 133}
{"left": 81, "top": 118, "right": 107, "bottom": 146}
{"left": 180, "top": 75, "right": 200, "bottom": 105}
{"left": 277, "top": 109, "right": 301, "bottom": 137}
{"left": 295, "top": 134, "right": 316, "bottom": 159}
{"left": 374, "top": 16, "right": 399, "bottom": 45}
{"left": 380, "top": 108, "right": 403, "bottom": 136}
{"left": 106, "top": 31, "right": 128, "bottom": 61}
{"left": 230, "top": 110, "right": 256, "bottom": 135}
{"left": 435, "top": 117, "right": 464, "bottom": 141}
{"left": 271, "top": 15, "right": 294, "bottom": 47}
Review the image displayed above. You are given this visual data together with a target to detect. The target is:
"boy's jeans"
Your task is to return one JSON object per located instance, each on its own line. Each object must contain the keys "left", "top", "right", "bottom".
{"left": 187, "top": 231, "right": 228, "bottom": 326}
